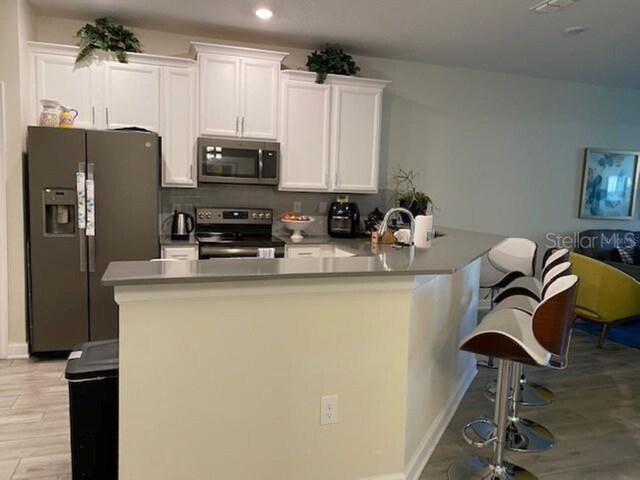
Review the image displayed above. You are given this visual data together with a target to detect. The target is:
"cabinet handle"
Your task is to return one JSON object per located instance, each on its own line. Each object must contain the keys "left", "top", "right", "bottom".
{"left": 236, "top": 116, "right": 239, "bottom": 135}
{"left": 91, "top": 107, "right": 95, "bottom": 127}
{"left": 241, "top": 117, "right": 245, "bottom": 137}
{"left": 106, "top": 107, "right": 109, "bottom": 127}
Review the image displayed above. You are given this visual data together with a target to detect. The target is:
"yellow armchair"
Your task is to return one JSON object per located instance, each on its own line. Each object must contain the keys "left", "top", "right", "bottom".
{"left": 570, "top": 252, "right": 640, "bottom": 348}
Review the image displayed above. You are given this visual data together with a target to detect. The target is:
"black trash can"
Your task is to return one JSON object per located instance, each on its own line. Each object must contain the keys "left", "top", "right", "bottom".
{"left": 65, "top": 340, "right": 119, "bottom": 480}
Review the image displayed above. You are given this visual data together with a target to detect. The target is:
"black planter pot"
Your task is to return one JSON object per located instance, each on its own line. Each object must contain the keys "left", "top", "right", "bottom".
{"left": 399, "top": 199, "right": 426, "bottom": 223}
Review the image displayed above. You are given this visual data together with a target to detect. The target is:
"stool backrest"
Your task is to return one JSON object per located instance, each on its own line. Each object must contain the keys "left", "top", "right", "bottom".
{"left": 540, "top": 261, "right": 572, "bottom": 298}
{"left": 541, "top": 248, "right": 569, "bottom": 277}
{"left": 488, "top": 237, "right": 537, "bottom": 276}
{"left": 532, "top": 275, "right": 579, "bottom": 358}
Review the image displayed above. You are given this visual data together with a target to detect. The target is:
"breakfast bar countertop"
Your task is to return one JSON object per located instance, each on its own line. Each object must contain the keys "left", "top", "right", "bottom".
{"left": 102, "top": 227, "right": 504, "bottom": 286}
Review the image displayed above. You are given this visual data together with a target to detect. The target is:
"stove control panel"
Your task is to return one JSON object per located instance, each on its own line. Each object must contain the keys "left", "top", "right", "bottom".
{"left": 195, "top": 208, "right": 273, "bottom": 225}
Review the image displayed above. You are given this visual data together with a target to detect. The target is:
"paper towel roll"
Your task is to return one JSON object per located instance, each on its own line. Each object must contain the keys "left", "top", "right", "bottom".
{"left": 414, "top": 215, "right": 434, "bottom": 248}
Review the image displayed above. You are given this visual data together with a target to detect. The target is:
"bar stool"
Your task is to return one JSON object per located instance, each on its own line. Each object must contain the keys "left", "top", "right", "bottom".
{"left": 448, "top": 275, "right": 578, "bottom": 479}
{"left": 479, "top": 238, "right": 538, "bottom": 369}
{"left": 493, "top": 248, "right": 569, "bottom": 304}
{"left": 485, "top": 261, "right": 572, "bottom": 408}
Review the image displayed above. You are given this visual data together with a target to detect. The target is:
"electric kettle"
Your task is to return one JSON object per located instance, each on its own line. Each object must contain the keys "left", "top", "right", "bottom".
{"left": 171, "top": 211, "right": 194, "bottom": 240}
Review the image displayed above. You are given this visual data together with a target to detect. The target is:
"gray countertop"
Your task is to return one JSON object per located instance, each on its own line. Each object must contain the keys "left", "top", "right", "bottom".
{"left": 103, "top": 227, "right": 504, "bottom": 286}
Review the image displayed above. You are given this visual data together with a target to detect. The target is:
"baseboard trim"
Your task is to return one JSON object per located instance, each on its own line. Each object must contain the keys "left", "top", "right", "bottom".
{"left": 360, "top": 474, "right": 405, "bottom": 480}
{"left": 7, "top": 342, "right": 29, "bottom": 359}
{"left": 404, "top": 360, "right": 477, "bottom": 480}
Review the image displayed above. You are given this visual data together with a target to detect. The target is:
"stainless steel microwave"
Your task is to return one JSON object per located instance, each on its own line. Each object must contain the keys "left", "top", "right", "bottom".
{"left": 197, "top": 137, "right": 279, "bottom": 185}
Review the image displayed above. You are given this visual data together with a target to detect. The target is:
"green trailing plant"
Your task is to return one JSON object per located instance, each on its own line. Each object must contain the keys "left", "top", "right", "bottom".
{"left": 392, "top": 167, "right": 437, "bottom": 216}
{"left": 306, "top": 44, "right": 360, "bottom": 84}
{"left": 76, "top": 18, "right": 142, "bottom": 64}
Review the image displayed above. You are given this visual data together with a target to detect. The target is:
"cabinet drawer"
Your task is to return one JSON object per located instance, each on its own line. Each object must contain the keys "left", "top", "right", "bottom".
{"left": 161, "top": 245, "right": 199, "bottom": 261}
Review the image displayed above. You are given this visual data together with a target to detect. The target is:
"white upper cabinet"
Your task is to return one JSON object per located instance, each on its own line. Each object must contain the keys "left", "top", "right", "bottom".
{"left": 161, "top": 67, "right": 197, "bottom": 187}
{"left": 279, "top": 76, "right": 331, "bottom": 191}
{"left": 278, "top": 71, "right": 389, "bottom": 194}
{"left": 240, "top": 58, "right": 279, "bottom": 139}
{"left": 199, "top": 54, "right": 241, "bottom": 137}
{"left": 104, "top": 62, "right": 161, "bottom": 132}
{"left": 191, "top": 43, "right": 288, "bottom": 140}
{"left": 330, "top": 84, "right": 383, "bottom": 193}
{"left": 30, "top": 51, "right": 96, "bottom": 129}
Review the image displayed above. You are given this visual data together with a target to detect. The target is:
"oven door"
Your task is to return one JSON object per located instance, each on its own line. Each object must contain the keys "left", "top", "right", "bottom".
{"left": 198, "top": 138, "right": 279, "bottom": 185}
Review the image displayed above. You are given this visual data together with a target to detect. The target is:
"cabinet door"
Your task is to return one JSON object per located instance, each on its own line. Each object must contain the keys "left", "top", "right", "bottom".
{"left": 161, "top": 246, "right": 199, "bottom": 260}
{"left": 240, "top": 59, "right": 278, "bottom": 139}
{"left": 199, "top": 54, "right": 240, "bottom": 137}
{"left": 104, "top": 62, "right": 161, "bottom": 132}
{"left": 279, "top": 80, "right": 331, "bottom": 191}
{"left": 32, "top": 53, "right": 96, "bottom": 128}
{"left": 330, "top": 85, "right": 382, "bottom": 193}
{"left": 162, "top": 67, "right": 197, "bottom": 187}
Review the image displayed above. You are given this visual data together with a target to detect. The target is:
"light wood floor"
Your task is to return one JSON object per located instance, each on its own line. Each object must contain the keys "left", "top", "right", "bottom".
{"left": 0, "top": 330, "right": 637, "bottom": 479}
{"left": 420, "top": 330, "right": 640, "bottom": 479}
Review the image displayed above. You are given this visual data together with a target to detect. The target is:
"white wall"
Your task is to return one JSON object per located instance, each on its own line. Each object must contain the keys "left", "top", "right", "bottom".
{"left": 0, "top": 0, "right": 35, "bottom": 354}
{"left": 4, "top": 14, "right": 639, "bottom": 345}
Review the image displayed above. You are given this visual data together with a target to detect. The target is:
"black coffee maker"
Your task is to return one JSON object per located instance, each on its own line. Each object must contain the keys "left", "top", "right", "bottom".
{"left": 328, "top": 201, "right": 360, "bottom": 238}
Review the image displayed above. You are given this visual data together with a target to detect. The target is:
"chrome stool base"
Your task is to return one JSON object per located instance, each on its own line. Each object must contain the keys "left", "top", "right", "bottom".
{"left": 448, "top": 455, "right": 537, "bottom": 480}
{"left": 470, "top": 417, "right": 554, "bottom": 453}
{"left": 477, "top": 356, "right": 499, "bottom": 370}
{"left": 484, "top": 380, "right": 554, "bottom": 407}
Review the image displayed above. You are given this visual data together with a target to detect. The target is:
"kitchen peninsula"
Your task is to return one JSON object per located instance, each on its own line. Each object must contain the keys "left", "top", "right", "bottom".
{"left": 103, "top": 228, "right": 503, "bottom": 480}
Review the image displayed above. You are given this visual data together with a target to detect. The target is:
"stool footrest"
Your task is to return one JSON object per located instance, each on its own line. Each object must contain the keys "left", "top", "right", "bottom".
{"left": 462, "top": 418, "right": 497, "bottom": 448}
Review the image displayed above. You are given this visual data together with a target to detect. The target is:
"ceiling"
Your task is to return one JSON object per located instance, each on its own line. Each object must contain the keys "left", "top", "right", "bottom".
{"left": 29, "top": 0, "right": 640, "bottom": 88}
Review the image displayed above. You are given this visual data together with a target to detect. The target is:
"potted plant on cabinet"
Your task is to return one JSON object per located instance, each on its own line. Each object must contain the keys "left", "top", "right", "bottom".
{"left": 75, "top": 18, "right": 142, "bottom": 64}
{"left": 306, "top": 45, "right": 360, "bottom": 84}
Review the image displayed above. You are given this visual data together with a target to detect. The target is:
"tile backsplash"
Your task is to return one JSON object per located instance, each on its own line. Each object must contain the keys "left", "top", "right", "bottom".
{"left": 160, "top": 184, "right": 394, "bottom": 237}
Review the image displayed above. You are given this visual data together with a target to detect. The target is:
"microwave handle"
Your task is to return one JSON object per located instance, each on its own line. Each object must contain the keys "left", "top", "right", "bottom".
{"left": 258, "top": 149, "right": 264, "bottom": 179}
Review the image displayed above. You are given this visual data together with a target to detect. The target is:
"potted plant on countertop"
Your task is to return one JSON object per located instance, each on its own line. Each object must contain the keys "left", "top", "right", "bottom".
{"left": 306, "top": 44, "right": 361, "bottom": 84}
{"left": 75, "top": 17, "right": 142, "bottom": 64}
{"left": 392, "top": 167, "right": 437, "bottom": 222}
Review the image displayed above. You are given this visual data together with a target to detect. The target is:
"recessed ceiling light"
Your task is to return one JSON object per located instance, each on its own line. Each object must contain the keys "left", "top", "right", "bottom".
{"left": 255, "top": 8, "right": 273, "bottom": 20}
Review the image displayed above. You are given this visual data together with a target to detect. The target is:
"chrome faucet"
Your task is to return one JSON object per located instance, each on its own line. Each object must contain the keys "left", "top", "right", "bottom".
{"left": 377, "top": 208, "right": 415, "bottom": 246}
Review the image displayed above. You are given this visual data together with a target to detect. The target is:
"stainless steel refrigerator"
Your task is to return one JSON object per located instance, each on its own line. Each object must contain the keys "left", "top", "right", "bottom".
{"left": 26, "top": 127, "right": 160, "bottom": 354}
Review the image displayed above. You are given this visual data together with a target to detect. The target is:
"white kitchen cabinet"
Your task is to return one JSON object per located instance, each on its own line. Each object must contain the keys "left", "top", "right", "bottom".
{"left": 30, "top": 52, "right": 96, "bottom": 128}
{"left": 279, "top": 78, "right": 331, "bottom": 191}
{"left": 199, "top": 54, "right": 240, "bottom": 137}
{"left": 161, "top": 245, "right": 199, "bottom": 261}
{"left": 161, "top": 67, "right": 197, "bottom": 187}
{"left": 192, "top": 43, "right": 288, "bottom": 140}
{"left": 278, "top": 71, "right": 389, "bottom": 194}
{"left": 330, "top": 84, "right": 383, "bottom": 193}
{"left": 104, "top": 62, "right": 161, "bottom": 132}
{"left": 240, "top": 58, "right": 279, "bottom": 139}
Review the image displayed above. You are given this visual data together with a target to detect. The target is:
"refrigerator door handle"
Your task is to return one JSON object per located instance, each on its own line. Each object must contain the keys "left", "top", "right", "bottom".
{"left": 88, "top": 236, "right": 96, "bottom": 273}
{"left": 77, "top": 163, "right": 88, "bottom": 272}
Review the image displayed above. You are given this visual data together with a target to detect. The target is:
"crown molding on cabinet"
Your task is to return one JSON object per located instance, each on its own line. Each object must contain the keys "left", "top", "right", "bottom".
{"left": 189, "top": 42, "right": 289, "bottom": 62}
{"left": 280, "top": 69, "right": 391, "bottom": 88}
{"left": 27, "top": 42, "right": 197, "bottom": 69}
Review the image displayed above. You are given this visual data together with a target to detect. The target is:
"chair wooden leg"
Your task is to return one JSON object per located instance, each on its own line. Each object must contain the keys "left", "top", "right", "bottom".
{"left": 597, "top": 323, "right": 609, "bottom": 349}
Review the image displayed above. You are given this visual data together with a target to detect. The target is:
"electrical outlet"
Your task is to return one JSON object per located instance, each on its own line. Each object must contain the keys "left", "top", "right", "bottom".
{"left": 320, "top": 395, "right": 338, "bottom": 425}
{"left": 318, "top": 201, "right": 328, "bottom": 214}
{"left": 293, "top": 201, "right": 302, "bottom": 213}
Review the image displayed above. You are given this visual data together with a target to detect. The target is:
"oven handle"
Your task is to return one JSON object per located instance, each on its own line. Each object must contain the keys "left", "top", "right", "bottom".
{"left": 199, "top": 245, "right": 284, "bottom": 258}
{"left": 258, "top": 148, "right": 264, "bottom": 180}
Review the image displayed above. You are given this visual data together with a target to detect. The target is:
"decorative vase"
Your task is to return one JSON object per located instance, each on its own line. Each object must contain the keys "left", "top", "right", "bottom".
{"left": 59, "top": 107, "right": 79, "bottom": 128}
{"left": 39, "top": 99, "right": 60, "bottom": 127}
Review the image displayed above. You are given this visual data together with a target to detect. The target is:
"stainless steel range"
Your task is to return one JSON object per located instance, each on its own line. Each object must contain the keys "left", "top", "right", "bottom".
{"left": 195, "top": 207, "right": 285, "bottom": 259}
